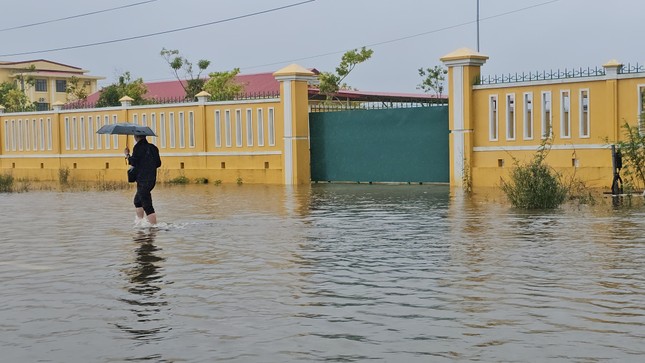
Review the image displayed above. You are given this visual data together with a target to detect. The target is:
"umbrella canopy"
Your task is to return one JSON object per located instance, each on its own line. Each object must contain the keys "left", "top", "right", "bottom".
{"left": 96, "top": 122, "right": 156, "bottom": 136}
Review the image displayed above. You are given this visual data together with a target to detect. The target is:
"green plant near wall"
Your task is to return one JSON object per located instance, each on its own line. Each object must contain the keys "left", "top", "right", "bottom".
{"left": 58, "top": 166, "right": 70, "bottom": 186}
{"left": 168, "top": 175, "right": 190, "bottom": 184}
{"left": 0, "top": 173, "right": 14, "bottom": 192}
{"left": 615, "top": 120, "right": 645, "bottom": 191}
{"left": 500, "top": 139, "right": 568, "bottom": 209}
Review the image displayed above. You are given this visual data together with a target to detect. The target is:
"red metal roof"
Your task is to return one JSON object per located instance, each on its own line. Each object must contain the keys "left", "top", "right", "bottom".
{"left": 79, "top": 69, "right": 442, "bottom": 104}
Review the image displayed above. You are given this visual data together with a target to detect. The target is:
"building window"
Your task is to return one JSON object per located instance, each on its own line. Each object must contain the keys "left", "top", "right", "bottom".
{"left": 4, "top": 120, "right": 9, "bottom": 151}
{"left": 506, "top": 94, "right": 515, "bottom": 140}
{"left": 188, "top": 111, "right": 195, "bottom": 148}
{"left": 103, "top": 116, "right": 110, "bottom": 149}
{"left": 46, "top": 118, "right": 52, "bottom": 150}
{"left": 523, "top": 92, "right": 533, "bottom": 140}
{"left": 112, "top": 115, "right": 119, "bottom": 149}
{"left": 215, "top": 110, "right": 222, "bottom": 148}
{"left": 580, "top": 89, "right": 590, "bottom": 138}
{"left": 35, "top": 102, "right": 49, "bottom": 111}
{"left": 257, "top": 108, "right": 264, "bottom": 147}
{"left": 32, "top": 119, "right": 38, "bottom": 151}
{"left": 268, "top": 107, "right": 275, "bottom": 146}
{"left": 169, "top": 112, "right": 176, "bottom": 148}
{"left": 35, "top": 79, "right": 47, "bottom": 92}
{"left": 225, "top": 110, "right": 232, "bottom": 147}
{"left": 235, "top": 109, "right": 243, "bottom": 147}
{"left": 560, "top": 90, "right": 570, "bottom": 138}
{"left": 39, "top": 118, "right": 45, "bottom": 151}
{"left": 95, "top": 115, "right": 102, "bottom": 149}
{"left": 18, "top": 120, "right": 23, "bottom": 151}
{"left": 159, "top": 113, "right": 166, "bottom": 148}
{"left": 541, "top": 91, "right": 552, "bottom": 139}
{"left": 72, "top": 117, "right": 78, "bottom": 150}
{"left": 55, "top": 80, "right": 67, "bottom": 93}
{"left": 88, "top": 116, "right": 94, "bottom": 150}
{"left": 638, "top": 85, "right": 645, "bottom": 135}
{"left": 489, "top": 95, "right": 498, "bottom": 141}
{"left": 246, "top": 108, "right": 253, "bottom": 147}
{"left": 11, "top": 120, "right": 16, "bottom": 151}
{"left": 80, "top": 117, "right": 86, "bottom": 150}
{"left": 65, "top": 117, "right": 71, "bottom": 150}
{"left": 179, "top": 112, "right": 185, "bottom": 148}
{"left": 150, "top": 113, "right": 156, "bottom": 144}
{"left": 24, "top": 119, "right": 30, "bottom": 151}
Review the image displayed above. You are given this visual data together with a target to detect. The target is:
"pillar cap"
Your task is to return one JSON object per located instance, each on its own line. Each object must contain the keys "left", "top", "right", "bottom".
{"left": 273, "top": 64, "right": 316, "bottom": 78}
{"left": 119, "top": 96, "right": 134, "bottom": 102}
{"left": 51, "top": 101, "right": 65, "bottom": 106}
{"left": 440, "top": 47, "right": 489, "bottom": 66}
{"left": 195, "top": 91, "right": 211, "bottom": 97}
{"left": 603, "top": 59, "right": 622, "bottom": 68}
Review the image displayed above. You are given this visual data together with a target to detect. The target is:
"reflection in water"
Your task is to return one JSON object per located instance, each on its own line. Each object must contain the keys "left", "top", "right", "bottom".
{"left": 0, "top": 185, "right": 643, "bottom": 362}
{"left": 116, "top": 229, "right": 171, "bottom": 361}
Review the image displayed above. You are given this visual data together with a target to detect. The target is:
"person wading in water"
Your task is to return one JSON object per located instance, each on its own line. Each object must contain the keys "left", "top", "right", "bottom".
{"left": 124, "top": 135, "right": 162, "bottom": 225}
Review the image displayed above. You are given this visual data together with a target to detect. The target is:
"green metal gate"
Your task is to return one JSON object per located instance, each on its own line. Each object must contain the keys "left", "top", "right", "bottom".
{"left": 309, "top": 106, "right": 449, "bottom": 183}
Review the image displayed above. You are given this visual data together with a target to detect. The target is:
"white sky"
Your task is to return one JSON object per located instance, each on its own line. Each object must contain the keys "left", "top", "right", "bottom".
{"left": 1, "top": 0, "right": 643, "bottom": 94}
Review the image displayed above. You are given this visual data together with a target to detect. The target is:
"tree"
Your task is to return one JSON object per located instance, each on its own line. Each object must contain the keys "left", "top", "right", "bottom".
{"left": 14, "top": 65, "right": 37, "bottom": 94}
{"left": 65, "top": 76, "right": 90, "bottom": 102}
{"left": 96, "top": 72, "right": 147, "bottom": 107}
{"left": 160, "top": 48, "right": 211, "bottom": 101}
{"left": 202, "top": 68, "right": 244, "bottom": 101}
{"left": 318, "top": 47, "right": 373, "bottom": 100}
{"left": 417, "top": 65, "right": 447, "bottom": 99}
{"left": 0, "top": 81, "right": 35, "bottom": 112}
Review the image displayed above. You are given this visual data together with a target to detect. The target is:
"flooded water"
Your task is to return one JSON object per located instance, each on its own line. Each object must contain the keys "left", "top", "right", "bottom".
{"left": 1, "top": 184, "right": 644, "bottom": 362}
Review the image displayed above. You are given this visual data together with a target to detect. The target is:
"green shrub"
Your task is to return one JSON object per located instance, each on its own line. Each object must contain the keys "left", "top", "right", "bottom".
{"left": 0, "top": 174, "right": 14, "bottom": 192}
{"left": 168, "top": 175, "right": 190, "bottom": 184}
{"left": 194, "top": 177, "right": 209, "bottom": 184}
{"left": 59, "top": 166, "right": 70, "bottom": 185}
{"left": 615, "top": 120, "right": 645, "bottom": 191}
{"left": 500, "top": 141, "right": 568, "bottom": 209}
{"left": 213, "top": 179, "right": 222, "bottom": 186}
{"left": 236, "top": 177, "right": 243, "bottom": 185}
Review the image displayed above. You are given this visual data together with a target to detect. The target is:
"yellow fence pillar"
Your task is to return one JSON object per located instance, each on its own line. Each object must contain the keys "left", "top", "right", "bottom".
{"left": 441, "top": 48, "right": 488, "bottom": 188}
{"left": 603, "top": 60, "right": 622, "bottom": 142}
{"left": 274, "top": 64, "right": 316, "bottom": 185}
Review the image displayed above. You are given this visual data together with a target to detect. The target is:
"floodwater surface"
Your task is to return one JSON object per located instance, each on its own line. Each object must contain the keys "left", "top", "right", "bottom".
{"left": 0, "top": 184, "right": 644, "bottom": 362}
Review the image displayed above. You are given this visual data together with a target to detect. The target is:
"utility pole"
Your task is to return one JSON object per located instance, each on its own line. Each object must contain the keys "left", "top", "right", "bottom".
{"left": 477, "top": 0, "right": 480, "bottom": 51}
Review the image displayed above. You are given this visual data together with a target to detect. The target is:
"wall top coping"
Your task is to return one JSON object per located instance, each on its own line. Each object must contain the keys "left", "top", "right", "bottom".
{"left": 273, "top": 63, "right": 315, "bottom": 78}
{"left": 440, "top": 47, "right": 489, "bottom": 63}
{"left": 603, "top": 59, "right": 622, "bottom": 68}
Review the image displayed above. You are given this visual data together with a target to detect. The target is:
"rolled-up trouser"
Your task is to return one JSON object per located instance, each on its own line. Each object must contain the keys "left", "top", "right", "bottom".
{"left": 133, "top": 180, "right": 156, "bottom": 215}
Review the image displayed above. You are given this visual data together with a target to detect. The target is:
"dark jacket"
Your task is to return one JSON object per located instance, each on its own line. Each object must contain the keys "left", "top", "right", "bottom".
{"left": 128, "top": 138, "right": 161, "bottom": 182}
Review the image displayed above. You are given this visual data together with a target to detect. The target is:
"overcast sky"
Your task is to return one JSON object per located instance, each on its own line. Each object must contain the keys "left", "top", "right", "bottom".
{"left": 1, "top": 0, "right": 643, "bottom": 94}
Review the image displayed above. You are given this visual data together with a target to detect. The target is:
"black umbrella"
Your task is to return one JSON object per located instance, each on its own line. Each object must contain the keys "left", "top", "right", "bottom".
{"left": 96, "top": 122, "right": 156, "bottom": 136}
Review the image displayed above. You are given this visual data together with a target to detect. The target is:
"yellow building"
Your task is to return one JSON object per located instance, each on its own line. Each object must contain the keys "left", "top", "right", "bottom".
{"left": 0, "top": 64, "right": 315, "bottom": 185}
{"left": 442, "top": 48, "right": 645, "bottom": 189}
{"left": 0, "top": 60, "right": 103, "bottom": 111}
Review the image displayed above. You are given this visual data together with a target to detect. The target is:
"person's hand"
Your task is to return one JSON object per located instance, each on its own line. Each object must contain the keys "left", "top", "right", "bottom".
{"left": 124, "top": 147, "right": 130, "bottom": 157}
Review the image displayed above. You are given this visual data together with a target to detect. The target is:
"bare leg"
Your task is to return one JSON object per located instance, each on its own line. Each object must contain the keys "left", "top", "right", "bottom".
{"left": 146, "top": 213, "right": 157, "bottom": 225}
{"left": 135, "top": 207, "right": 145, "bottom": 219}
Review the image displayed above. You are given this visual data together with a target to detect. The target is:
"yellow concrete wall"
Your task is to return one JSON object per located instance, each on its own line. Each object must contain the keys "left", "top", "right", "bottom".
{"left": 468, "top": 76, "right": 636, "bottom": 188}
{"left": 443, "top": 48, "right": 645, "bottom": 189}
{"left": 0, "top": 99, "right": 289, "bottom": 184}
